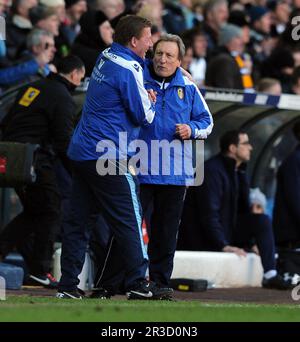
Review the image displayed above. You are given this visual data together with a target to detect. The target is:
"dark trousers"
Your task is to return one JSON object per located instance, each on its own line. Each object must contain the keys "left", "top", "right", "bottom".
{"left": 0, "top": 157, "right": 60, "bottom": 275}
{"left": 234, "top": 213, "right": 276, "bottom": 272}
{"left": 140, "top": 184, "right": 186, "bottom": 286}
{"left": 91, "top": 184, "right": 187, "bottom": 290}
{"left": 58, "top": 160, "right": 148, "bottom": 292}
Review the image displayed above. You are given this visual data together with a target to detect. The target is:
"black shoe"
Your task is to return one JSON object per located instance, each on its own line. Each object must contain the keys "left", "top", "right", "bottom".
{"left": 262, "top": 274, "right": 293, "bottom": 290}
{"left": 56, "top": 288, "right": 85, "bottom": 299}
{"left": 28, "top": 273, "right": 58, "bottom": 289}
{"left": 127, "top": 280, "right": 173, "bottom": 300}
{"left": 89, "top": 288, "right": 113, "bottom": 299}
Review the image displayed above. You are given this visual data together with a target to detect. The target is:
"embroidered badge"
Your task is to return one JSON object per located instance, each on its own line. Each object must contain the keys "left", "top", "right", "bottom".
{"left": 177, "top": 87, "right": 184, "bottom": 99}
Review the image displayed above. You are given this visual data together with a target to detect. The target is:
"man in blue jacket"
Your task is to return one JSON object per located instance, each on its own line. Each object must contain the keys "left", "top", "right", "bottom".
{"left": 57, "top": 15, "right": 172, "bottom": 300}
{"left": 139, "top": 34, "right": 213, "bottom": 288}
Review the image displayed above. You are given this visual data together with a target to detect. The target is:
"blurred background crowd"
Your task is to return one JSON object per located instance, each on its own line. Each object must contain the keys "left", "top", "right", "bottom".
{"left": 1, "top": 0, "right": 300, "bottom": 96}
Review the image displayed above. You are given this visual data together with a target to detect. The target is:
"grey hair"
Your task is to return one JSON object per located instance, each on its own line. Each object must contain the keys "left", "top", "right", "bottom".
{"left": 26, "top": 28, "right": 53, "bottom": 51}
{"left": 204, "top": 0, "right": 228, "bottom": 18}
{"left": 153, "top": 34, "right": 185, "bottom": 61}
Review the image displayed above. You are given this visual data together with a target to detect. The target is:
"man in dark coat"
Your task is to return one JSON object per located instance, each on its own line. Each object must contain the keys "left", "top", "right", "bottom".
{"left": 273, "top": 122, "right": 300, "bottom": 248}
{"left": 178, "top": 130, "right": 291, "bottom": 289}
{"left": 0, "top": 55, "right": 85, "bottom": 287}
{"left": 205, "top": 23, "right": 253, "bottom": 91}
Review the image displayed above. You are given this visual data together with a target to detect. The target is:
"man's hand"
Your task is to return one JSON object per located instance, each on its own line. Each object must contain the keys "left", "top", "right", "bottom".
{"left": 147, "top": 89, "right": 157, "bottom": 103}
{"left": 222, "top": 245, "right": 247, "bottom": 257}
{"left": 180, "top": 67, "right": 195, "bottom": 83}
{"left": 250, "top": 244, "right": 260, "bottom": 255}
{"left": 176, "top": 124, "right": 192, "bottom": 140}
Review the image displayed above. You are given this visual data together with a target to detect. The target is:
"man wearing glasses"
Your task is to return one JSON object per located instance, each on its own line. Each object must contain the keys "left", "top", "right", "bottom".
{"left": 179, "top": 130, "right": 292, "bottom": 290}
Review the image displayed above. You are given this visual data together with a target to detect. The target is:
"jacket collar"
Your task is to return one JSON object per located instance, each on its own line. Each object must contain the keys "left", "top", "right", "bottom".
{"left": 144, "top": 60, "right": 185, "bottom": 88}
{"left": 110, "top": 42, "right": 145, "bottom": 68}
{"left": 47, "top": 73, "right": 76, "bottom": 92}
{"left": 220, "top": 153, "right": 247, "bottom": 173}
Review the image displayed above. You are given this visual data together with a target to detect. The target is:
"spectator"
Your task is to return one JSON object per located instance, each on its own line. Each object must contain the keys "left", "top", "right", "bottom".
{"left": 188, "top": 29, "right": 208, "bottom": 87}
{"left": 62, "top": 0, "right": 87, "bottom": 46}
{"left": 256, "top": 77, "right": 282, "bottom": 95}
{"left": 163, "top": 0, "right": 195, "bottom": 34}
{"left": 0, "top": 55, "right": 85, "bottom": 288}
{"left": 273, "top": 122, "right": 300, "bottom": 250}
{"left": 71, "top": 10, "right": 113, "bottom": 76}
{"left": 5, "top": 0, "right": 38, "bottom": 62}
{"left": 90, "top": 0, "right": 125, "bottom": 20}
{"left": 261, "top": 47, "right": 295, "bottom": 93}
{"left": 29, "top": 4, "right": 60, "bottom": 37}
{"left": 206, "top": 23, "right": 254, "bottom": 91}
{"left": 289, "top": 66, "right": 300, "bottom": 95}
{"left": 0, "top": 29, "right": 56, "bottom": 89}
{"left": 250, "top": 187, "right": 267, "bottom": 214}
{"left": 202, "top": 0, "right": 229, "bottom": 55}
{"left": 40, "top": 0, "right": 66, "bottom": 23}
{"left": 178, "top": 130, "right": 291, "bottom": 289}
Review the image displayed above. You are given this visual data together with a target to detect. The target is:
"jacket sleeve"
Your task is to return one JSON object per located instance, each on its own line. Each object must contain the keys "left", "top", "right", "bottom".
{"left": 281, "top": 156, "right": 300, "bottom": 225}
{"left": 120, "top": 67, "right": 155, "bottom": 126}
{"left": 50, "top": 95, "right": 76, "bottom": 174}
{"left": 195, "top": 166, "right": 229, "bottom": 250}
{"left": 187, "top": 82, "right": 213, "bottom": 139}
{"left": 0, "top": 59, "right": 39, "bottom": 85}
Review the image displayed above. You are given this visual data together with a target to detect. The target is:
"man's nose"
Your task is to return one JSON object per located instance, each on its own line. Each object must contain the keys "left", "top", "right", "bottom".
{"left": 160, "top": 54, "right": 166, "bottom": 63}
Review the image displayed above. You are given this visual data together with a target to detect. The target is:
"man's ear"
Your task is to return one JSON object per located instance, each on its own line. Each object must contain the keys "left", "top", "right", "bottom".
{"left": 130, "top": 36, "right": 138, "bottom": 48}
{"left": 69, "top": 69, "right": 76, "bottom": 82}
{"left": 32, "top": 45, "right": 39, "bottom": 54}
{"left": 228, "top": 143, "right": 237, "bottom": 154}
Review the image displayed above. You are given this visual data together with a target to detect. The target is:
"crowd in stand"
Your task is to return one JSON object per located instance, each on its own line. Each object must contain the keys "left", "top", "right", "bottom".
{"left": 1, "top": 0, "right": 300, "bottom": 95}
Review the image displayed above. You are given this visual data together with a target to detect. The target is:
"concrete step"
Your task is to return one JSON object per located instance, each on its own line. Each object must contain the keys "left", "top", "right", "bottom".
{"left": 172, "top": 251, "right": 264, "bottom": 288}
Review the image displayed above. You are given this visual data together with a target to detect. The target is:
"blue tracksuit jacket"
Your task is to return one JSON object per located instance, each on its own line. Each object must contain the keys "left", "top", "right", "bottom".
{"left": 68, "top": 43, "right": 155, "bottom": 161}
{"left": 138, "top": 62, "right": 213, "bottom": 185}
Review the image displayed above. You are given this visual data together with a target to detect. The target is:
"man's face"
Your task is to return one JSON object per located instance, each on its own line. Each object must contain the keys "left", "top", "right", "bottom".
{"left": 70, "top": 67, "right": 86, "bottom": 86}
{"left": 153, "top": 41, "right": 181, "bottom": 77}
{"left": 133, "top": 27, "right": 153, "bottom": 59}
{"left": 68, "top": 0, "right": 87, "bottom": 22}
{"left": 36, "top": 36, "right": 56, "bottom": 61}
{"left": 235, "top": 133, "right": 252, "bottom": 163}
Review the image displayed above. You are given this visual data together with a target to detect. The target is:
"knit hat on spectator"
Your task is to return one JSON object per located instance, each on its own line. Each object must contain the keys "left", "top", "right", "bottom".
{"left": 40, "top": 0, "right": 65, "bottom": 7}
{"left": 218, "top": 24, "right": 242, "bottom": 46}
{"left": 250, "top": 188, "right": 267, "bottom": 211}
{"left": 65, "top": 0, "right": 82, "bottom": 8}
{"left": 248, "top": 6, "right": 269, "bottom": 24}
{"left": 228, "top": 10, "right": 250, "bottom": 28}
{"left": 29, "top": 5, "right": 57, "bottom": 26}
